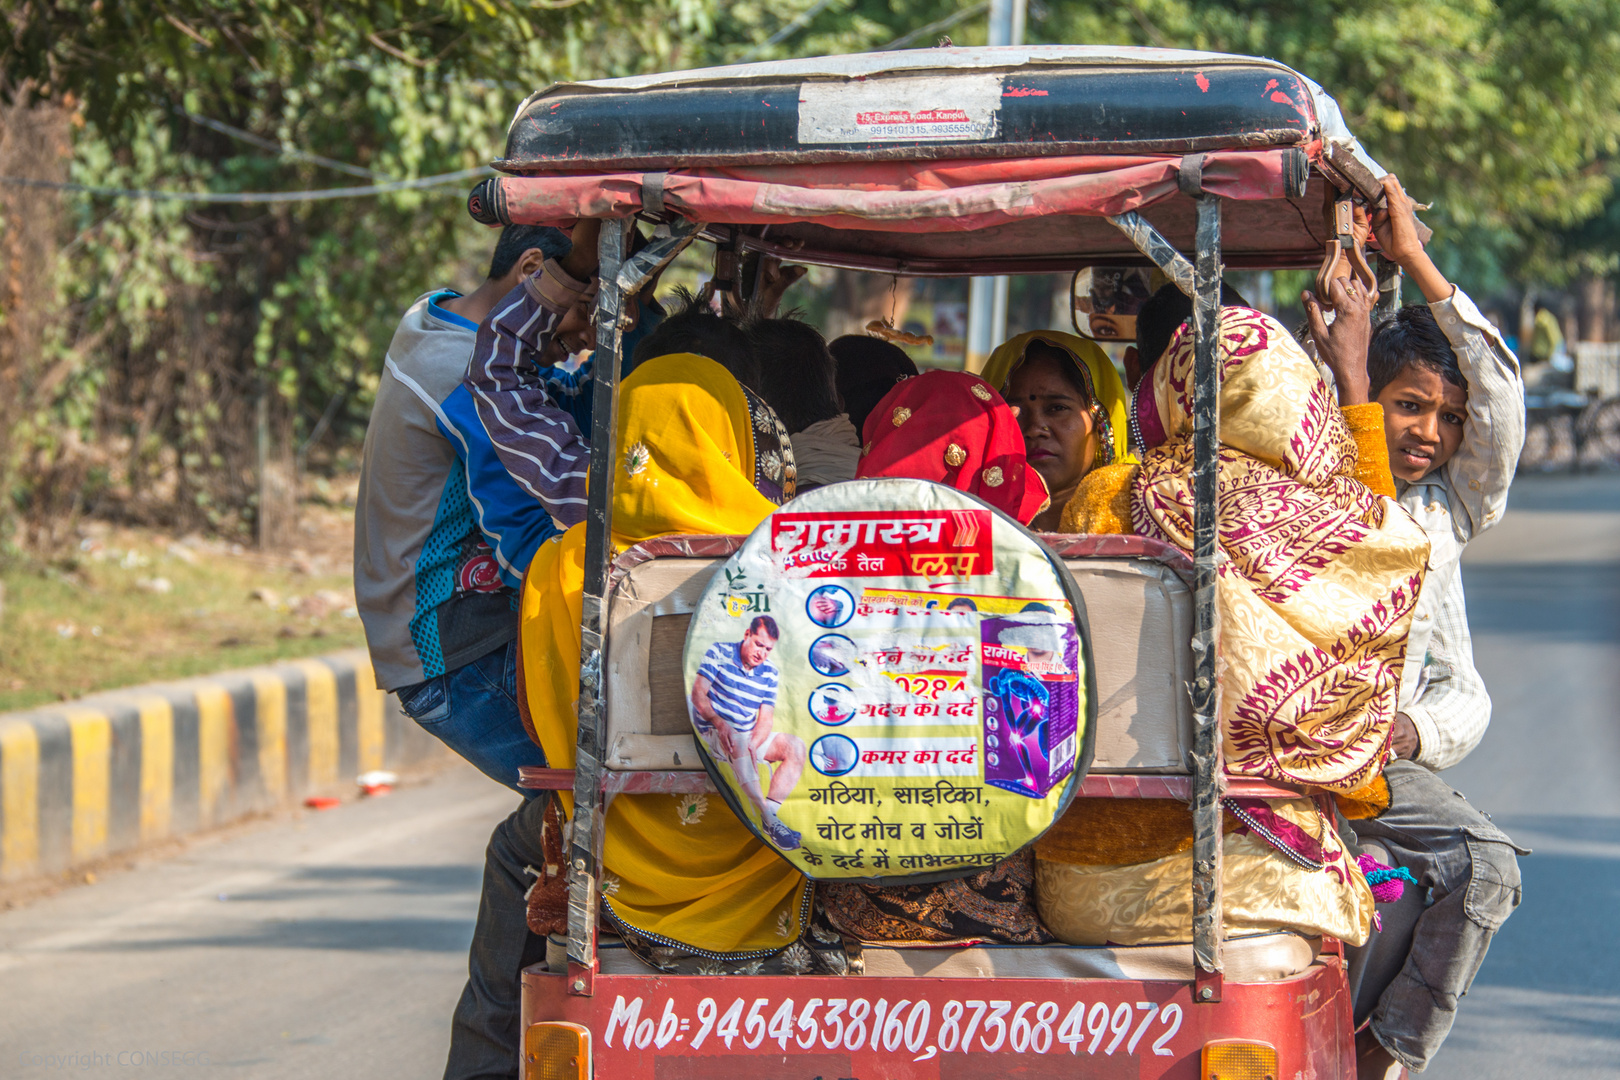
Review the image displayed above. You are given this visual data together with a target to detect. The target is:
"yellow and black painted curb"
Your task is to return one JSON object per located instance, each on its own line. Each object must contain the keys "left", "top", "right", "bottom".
{"left": 0, "top": 649, "right": 443, "bottom": 882}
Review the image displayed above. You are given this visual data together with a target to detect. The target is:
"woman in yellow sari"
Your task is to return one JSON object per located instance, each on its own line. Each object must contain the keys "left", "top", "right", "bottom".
{"left": 983, "top": 331, "right": 1136, "bottom": 532}
{"left": 518, "top": 353, "right": 810, "bottom": 966}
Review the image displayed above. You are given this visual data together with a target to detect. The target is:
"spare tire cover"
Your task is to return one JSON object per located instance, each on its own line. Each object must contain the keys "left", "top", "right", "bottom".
{"left": 682, "top": 477, "right": 1095, "bottom": 884}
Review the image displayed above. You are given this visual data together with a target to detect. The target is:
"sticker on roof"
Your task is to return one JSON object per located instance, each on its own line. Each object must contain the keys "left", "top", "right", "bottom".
{"left": 797, "top": 75, "right": 1002, "bottom": 145}
{"left": 682, "top": 478, "right": 1096, "bottom": 885}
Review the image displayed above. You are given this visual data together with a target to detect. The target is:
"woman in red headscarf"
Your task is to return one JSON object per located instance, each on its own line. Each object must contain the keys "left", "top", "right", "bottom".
{"left": 827, "top": 368, "right": 1056, "bottom": 947}
{"left": 855, "top": 369, "right": 1049, "bottom": 525}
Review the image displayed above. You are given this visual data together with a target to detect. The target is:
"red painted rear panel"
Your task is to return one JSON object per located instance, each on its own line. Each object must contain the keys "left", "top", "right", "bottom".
{"left": 521, "top": 962, "right": 1354, "bottom": 1079}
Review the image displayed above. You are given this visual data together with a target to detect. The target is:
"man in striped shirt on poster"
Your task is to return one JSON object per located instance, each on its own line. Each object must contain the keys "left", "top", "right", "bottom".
{"left": 691, "top": 615, "right": 806, "bottom": 851}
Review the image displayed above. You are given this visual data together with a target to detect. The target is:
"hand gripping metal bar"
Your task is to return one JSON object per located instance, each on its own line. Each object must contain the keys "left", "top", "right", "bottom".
{"left": 1315, "top": 189, "right": 1377, "bottom": 302}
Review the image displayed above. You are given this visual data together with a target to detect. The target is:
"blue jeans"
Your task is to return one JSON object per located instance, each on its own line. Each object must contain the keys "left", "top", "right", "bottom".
{"left": 396, "top": 641, "right": 546, "bottom": 796}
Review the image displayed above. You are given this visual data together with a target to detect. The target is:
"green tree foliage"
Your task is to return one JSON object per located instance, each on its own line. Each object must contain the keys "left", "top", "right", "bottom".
{"left": 0, "top": 0, "right": 762, "bottom": 544}
{"left": 1, "top": 0, "right": 1617, "bottom": 549}
{"left": 1030, "top": 0, "right": 1620, "bottom": 286}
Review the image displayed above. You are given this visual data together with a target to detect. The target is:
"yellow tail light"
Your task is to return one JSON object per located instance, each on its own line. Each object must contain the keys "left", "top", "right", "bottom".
{"left": 1202, "top": 1039, "right": 1279, "bottom": 1080}
{"left": 524, "top": 1021, "right": 590, "bottom": 1080}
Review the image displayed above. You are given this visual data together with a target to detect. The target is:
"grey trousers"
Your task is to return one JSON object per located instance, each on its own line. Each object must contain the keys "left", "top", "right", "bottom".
{"left": 1342, "top": 761, "right": 1526, "bottom": 1072}
{"left": 444, "top": 793, "right": 551, "bottom": 1080}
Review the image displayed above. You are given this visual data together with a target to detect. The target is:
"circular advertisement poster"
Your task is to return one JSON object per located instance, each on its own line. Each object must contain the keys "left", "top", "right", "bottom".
{"left": 682, "top": 477, "right": 1096, "bottom": 884}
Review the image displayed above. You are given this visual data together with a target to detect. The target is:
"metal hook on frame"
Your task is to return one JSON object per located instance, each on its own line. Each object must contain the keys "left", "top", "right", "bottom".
{"left": 1315, "top": 189, "right": 1377, "bottom": 302}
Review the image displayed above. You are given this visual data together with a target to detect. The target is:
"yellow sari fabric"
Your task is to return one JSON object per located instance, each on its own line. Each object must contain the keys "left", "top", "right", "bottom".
{"left": 519, "top": 354, "right": 810, "bottom": 958}
{"left": 983, "top": 330, "right": 1136, "bottom": 468}
{"left": 1133, "top": 309, "right": 1430, "bottom": 793}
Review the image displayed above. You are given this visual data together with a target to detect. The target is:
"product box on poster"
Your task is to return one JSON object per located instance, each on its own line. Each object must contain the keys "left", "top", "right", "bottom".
{"left": 980, "top": 613, "right": 1083, "bottom": 799}
{"left": 682, "top": 478, "right": 1097, "bottom": 885}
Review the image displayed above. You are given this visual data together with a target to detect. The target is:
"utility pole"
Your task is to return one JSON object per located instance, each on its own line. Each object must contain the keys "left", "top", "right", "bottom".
{"left": 965, "top": 0, "right": 1025, "bottom": 372}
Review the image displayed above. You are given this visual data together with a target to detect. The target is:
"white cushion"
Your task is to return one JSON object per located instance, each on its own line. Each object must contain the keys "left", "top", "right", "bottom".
{"left": 601, "top": 550, "right": 1192, "bottom": 774}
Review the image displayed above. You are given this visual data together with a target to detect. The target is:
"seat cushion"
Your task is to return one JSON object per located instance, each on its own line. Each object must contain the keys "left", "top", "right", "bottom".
{"left": 600, "top": 546, "right": 1193, "bottom": 774}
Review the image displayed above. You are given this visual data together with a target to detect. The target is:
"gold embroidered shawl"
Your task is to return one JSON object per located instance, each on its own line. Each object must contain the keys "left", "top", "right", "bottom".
{"left": 1132, "top": 308, "right": 1429, "bottom": 793}
{"left": 1036, "top": 798, "right": 1374, "bottom": 946}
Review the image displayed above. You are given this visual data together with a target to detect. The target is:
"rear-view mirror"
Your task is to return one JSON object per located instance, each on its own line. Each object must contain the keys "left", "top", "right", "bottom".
{"left": 1071, "top": 267, "right": 1154, "bottom": 341}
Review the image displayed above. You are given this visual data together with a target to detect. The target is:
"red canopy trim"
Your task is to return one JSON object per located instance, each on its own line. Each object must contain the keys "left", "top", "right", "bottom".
{"left": 483, "top": 147, "right": 1315, "bottom": 232}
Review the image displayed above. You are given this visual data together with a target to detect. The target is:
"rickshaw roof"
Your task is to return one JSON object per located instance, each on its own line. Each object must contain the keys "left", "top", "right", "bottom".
{"left": 478, "top": 46, "right": 1395, "bottom": 274}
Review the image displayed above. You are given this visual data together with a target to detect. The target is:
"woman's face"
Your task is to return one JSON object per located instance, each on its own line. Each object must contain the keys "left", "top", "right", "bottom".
{"left": 1004, "top": 351, "right": 1098, "bottom": 500}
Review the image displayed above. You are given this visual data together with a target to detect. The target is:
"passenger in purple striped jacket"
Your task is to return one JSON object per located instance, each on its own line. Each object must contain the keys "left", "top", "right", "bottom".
{"left": 463, "top": 218, "right": 605, "bottom": 529}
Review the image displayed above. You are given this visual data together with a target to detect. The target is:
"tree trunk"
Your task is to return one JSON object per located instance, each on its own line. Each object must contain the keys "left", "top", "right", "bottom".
{"left": 0, "top": 89, "right": 69, "bottom": 553}
{"left": 1576, "top": 274, "right": 1614, "bottom": 342}
{"left": 825, "top": 271, "right": 914, "bottom": 341}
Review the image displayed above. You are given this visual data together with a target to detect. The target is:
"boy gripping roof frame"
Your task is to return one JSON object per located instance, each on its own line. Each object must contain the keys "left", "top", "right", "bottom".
{"left": 1302, "top": 176, "right": 1528, "bottom": 1079}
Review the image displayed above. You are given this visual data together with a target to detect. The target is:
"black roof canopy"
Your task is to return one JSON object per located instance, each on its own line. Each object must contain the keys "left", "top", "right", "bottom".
{"left": 499, "top": 47, "right": 1321, "bottom": 172}
{"left": 477, "top": 47, "right": 1404, "bottom": 273}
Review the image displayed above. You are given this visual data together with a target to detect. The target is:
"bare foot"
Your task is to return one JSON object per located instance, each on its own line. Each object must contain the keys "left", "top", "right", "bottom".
{"left": 1356, "top": 1028, "right": 1406, "bottom": 1080}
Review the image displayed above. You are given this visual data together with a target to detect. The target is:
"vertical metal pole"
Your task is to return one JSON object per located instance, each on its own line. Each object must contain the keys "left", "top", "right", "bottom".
{"left": 990, "top": 277, "right": 1009, "bottom": 344}
{"left": 965, "top": 276, "right": 996, "bottom": 373}
{"left": 566, "top": 220, "right": 630, "bottom": 997}
{"left": 988, "top": 0, "right": 1015, "bottom": 45}
{"left": 1257, "top": 270, "right": 1275, "bottom": 315}
{"left": 965, "top": 0, "right": 1024, "bottom": 371}
{"left": 1189, "top": 194, "right": 1226, "bottom": 993}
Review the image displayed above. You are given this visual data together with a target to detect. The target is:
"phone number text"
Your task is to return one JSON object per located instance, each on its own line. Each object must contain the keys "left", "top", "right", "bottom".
{"left": 602, "top": 994, "right": 1185, "bottom": 1061}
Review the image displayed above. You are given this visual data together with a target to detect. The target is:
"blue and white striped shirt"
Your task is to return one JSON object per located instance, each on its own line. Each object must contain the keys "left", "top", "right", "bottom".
{"left": 697, "top": 641, "right": 779, "bottom": 735}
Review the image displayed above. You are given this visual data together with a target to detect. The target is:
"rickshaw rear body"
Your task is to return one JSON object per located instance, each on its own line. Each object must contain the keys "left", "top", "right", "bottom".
{"left": 482, "top": 45, "right": 1395, "bottom": 1080}
{"left": 520, "top": 963, "right": 1353, "bottom": 1078}
{"left": 515, "top": 536, "right": 1355, "bottom": 1078}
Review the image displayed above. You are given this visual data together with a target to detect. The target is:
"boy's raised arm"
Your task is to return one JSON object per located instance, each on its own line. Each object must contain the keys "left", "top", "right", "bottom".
{"left": 1426, "top": 286, "right": 1525, "bottom": 541}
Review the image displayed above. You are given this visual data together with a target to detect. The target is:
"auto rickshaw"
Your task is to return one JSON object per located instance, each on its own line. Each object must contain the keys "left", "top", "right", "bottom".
{"left": 466, "top": 44, "right": 1414, "bottom": 1080}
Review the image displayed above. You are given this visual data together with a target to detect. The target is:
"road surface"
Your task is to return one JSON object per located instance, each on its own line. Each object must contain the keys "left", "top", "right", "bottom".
{"left": 0, "top": 761, "right": 518, "bottom": 1079}
{"left": 0, "top": 473, "right": 1615, "bottom": 1079}
{"left": 1426, "top": 472, "right": 1620, "bottom": 1080}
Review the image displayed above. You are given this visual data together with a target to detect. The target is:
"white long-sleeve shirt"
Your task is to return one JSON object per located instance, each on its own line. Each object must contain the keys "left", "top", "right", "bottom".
{"left": 1395, "top": 287, "right": 1524, "bottom": 771}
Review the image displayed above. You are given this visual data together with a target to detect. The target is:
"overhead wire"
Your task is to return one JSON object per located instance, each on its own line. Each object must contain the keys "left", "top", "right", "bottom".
{"left": 173, "top": 108, "right": 385, "bottom": 180}
{"left": 0, "top": 100, "right": 496, "bottom": 203}
{"left": 0, "top": 166, "right": 493, "bottom": 204}
{"left": 736, "top": 0, "right": 842, "bottom": 62}
{"left": 874, "top": 2, "right": 991, "bottom": 51}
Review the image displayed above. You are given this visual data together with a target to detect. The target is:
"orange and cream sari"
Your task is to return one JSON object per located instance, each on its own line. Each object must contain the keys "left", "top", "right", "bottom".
{"left": 1132, "top": 307, "right": 1430, "bottom": 793}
